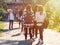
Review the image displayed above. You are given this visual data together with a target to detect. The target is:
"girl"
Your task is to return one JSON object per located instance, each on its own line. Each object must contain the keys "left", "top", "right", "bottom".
{"left": 8, "top": 9, "right": 14, "bottom": 30}
{"left": 35, "top": 5, "right": 46, "bottom": 44}
{"left": 23, "top": 4, "right": 34, "bottom": 42}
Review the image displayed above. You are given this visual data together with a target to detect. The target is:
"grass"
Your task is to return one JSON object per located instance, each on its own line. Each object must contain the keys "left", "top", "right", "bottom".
{"left": 0, "top": 21, "right": 3, "bottom": 30}
{"left": 0, "top": 21, "right": 3, "bottom": 37}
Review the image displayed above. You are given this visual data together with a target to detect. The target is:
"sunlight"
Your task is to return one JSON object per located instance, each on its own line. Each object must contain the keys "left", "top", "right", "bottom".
{"left": 33, "top": 0, "right": 37, "bottom": 3}
{"left": 44, "top": 0, "right": 60, "bottom": 13}
{"left": 44, "top": 0, "right": 60, "bottom": 30}
{"left": 46, "top": 0, "right": 60, "bottom": 7}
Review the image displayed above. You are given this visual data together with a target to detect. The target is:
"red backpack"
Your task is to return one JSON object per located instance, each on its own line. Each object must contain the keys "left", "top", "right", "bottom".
{"left": 24, "top": 11, "right": 34, "bottom": 24}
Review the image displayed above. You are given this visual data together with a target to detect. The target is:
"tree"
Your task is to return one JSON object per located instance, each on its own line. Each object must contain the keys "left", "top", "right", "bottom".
{"left": 0, "top": 0, "right": 7, "bottom": 20}
{"left": 0, "top": 0, "right": 7, "bottom": 10}
{"left": 44, "top": 0, "right": 60, "bottom": 31}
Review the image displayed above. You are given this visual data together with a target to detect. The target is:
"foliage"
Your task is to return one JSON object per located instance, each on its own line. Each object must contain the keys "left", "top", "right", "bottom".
{"left": 0, "top": 7, "right": 6, "bottom": 20}
{"left": 44, "top": 0, "right": 60, "bottom": 32}
{"left": 0, "top": 21, "right": 3, "bottom": 37}
{"left": 0, "top": 0, "right": 7, "bottom": 20}
{"left": 0, "top": 7, "right": 6, "bottom": 12}
{"left": 54, "top": 26, "right": 60, "bottom": 32}
{"left": 0, "top": 0, "right": 7, "bottom": 10}
{"left": 0, "top": 21, "right": 3, "bottom": 30}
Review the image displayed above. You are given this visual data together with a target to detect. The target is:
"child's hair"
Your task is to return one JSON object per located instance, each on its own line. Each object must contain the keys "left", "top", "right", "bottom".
{"left": 38, "top": 5, "right": 44, "bottom": 15}
{"left": 7, "top": 9, "right": 13, "bottom": 13}
{"left": 25, "top": 4, "right": 33, "bottom": 12}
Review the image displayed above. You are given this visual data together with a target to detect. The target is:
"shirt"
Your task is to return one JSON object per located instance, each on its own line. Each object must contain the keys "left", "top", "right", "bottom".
{"left": 8, "top": 13, "right": 14, "bottom": 20}
{"left": 35, "top": 11, "right": 46, "bottom": 26}
{"left": 35, "top": 11, "right": 46, "bottom": 22}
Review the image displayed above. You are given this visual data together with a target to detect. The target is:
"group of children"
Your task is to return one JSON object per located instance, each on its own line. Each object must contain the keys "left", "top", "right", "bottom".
{"left": 7, "top": 4, "right": 48, "bottom": 44}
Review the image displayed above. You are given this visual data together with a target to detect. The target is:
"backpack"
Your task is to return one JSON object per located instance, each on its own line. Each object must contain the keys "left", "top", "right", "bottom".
{"left": 23, "top": 11, "right": 34, "bottom": 24}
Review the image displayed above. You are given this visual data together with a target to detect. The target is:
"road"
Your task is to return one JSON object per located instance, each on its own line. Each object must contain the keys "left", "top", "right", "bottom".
{"left": 0, "top": 22, "right": 60, "bottom": 45}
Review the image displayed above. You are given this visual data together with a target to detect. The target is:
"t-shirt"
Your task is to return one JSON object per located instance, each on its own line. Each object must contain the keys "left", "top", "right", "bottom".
{"left": 35, "top": 11, "right": 46, "bottom": 22}
{"left": 35, "top": 11, "right": 46, "bottom": 26}
{"left": 8, "top": 13, "right": 14, "bottom": 20}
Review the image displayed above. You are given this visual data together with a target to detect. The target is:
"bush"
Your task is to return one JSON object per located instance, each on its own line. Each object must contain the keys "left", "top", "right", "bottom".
{"left": 54, "top": 26, "right": 60, "bottom": 32}
{"left": 0, "top": 21, "right": 3, "bottom": 30}
{"left": 0, "top": 15, "right": 2, "bottom": 20}
{"left": 44, "top": 0, "right": 60, "bottom": 32}
{"left": 0, "top": 7, "right": 6, "bottom": 21}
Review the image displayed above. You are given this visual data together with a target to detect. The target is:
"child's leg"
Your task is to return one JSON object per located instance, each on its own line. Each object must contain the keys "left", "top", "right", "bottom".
{"left": 29, "top": 28, "right": 32, "bottom": 39}
{"left": 9, "top": 20, "right": 11, "bottom": 30}
{"left": 11, "top": 20, "right": 13, "bottom": 29}
{"left": 35, "top": 28, "right": 38, "bottom": 38}
{"left": 24, "top": 28, "right": 27, "bottom": 39}
{"left": 19, "top": 20, "right": 20, "bottom": 28}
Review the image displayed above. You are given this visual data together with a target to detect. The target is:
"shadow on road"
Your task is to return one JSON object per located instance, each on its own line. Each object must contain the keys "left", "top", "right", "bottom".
{"left": 0, "top": 29, "right": 8, "bottom": 32}
{"left": 0, "top": 40, "right": 19, "bottom": 45}
{"left": 0, "top": 39, "right": 31, "bottom": 45}
{"left": 18, "top": 39, "right": 31, "bottom": 45}
{"left": 11, "top": 33, "right": 21, "bottom": 37}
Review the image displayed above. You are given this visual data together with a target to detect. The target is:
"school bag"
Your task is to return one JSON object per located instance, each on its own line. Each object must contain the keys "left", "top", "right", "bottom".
{"left": 23, "top": 11, "right": 34, "bottom": 27}
{"left": 24, "top": 11, "right": 34, "bottom": 24}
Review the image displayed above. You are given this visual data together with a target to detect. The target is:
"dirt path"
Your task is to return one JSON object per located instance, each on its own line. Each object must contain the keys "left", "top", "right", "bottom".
{"left": 0, "top": 22, "right": 60, "bottom": 45}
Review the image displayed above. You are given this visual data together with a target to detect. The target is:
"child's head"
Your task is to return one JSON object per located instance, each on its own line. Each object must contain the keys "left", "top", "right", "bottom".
{"left": 37, "top": 5, "right": 43, "bottom": 12}
{"left": 26, "top": 4, "right": 32, "bottom": 11}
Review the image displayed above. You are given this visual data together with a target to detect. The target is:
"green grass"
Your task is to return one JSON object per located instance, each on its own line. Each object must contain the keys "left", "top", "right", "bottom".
{"left": 0, "top": 21, "right": 3, "bottom": 30}
{"left": 0, "top": 21, "right": 3, "bottom": 37}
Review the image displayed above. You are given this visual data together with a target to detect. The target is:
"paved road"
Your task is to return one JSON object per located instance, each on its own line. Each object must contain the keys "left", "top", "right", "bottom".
{"left": 0, "top": 22, "right": 60, "bottom": 45}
